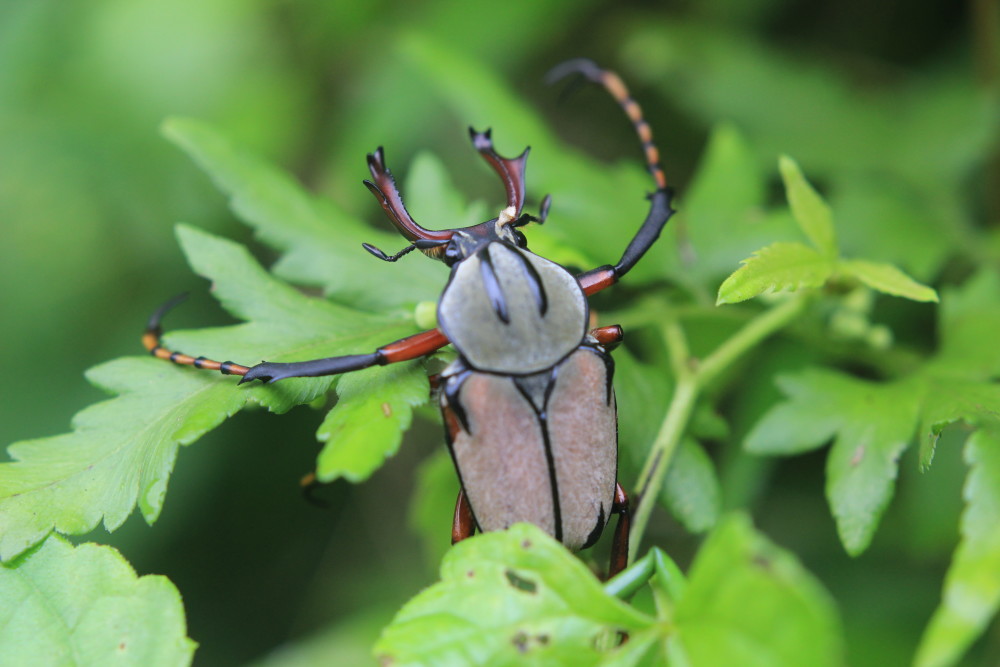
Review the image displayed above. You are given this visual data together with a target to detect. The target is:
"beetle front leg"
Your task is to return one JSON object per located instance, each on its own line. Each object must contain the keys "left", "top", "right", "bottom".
{"left": 577, "top": 187, "right": 676, "bottom": 297}
{"left": 609, "top": 482, "right": 631, "bottom": 578}
{"left": 241, "top": 328, "right": 449, "bottom": 384}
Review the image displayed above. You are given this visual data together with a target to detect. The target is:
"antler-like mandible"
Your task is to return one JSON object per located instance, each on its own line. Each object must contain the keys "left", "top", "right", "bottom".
{"left": 363, "top": 147, "right": 453, "bottom": 242}
{"left": 469, "top": 128, "right": 529, "bottom": 218}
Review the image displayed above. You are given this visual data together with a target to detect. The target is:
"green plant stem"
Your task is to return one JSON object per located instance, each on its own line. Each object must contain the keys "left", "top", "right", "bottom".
{"left": 696, "top": 296, "right": 809, "bottom": 388}
{"left": 629, "top": 295, "right": 809, "bottom": 561}
{"left": 630, "top": 371, "right": 698, "bottom": 562}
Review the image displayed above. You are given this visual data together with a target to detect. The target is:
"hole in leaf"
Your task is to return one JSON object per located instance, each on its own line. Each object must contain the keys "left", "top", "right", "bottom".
{"left": 512, "top": 631, "right": 529, "bottom": 653}
{"left": 505, "top": 569, "right": 537, "bottom": 593}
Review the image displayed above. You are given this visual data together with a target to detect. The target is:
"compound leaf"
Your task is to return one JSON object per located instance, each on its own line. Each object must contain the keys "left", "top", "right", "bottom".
{"left": 163, "top": 117, "right": 446, "bottom": 310}
{"left": 0, "top": 535, "right": 194, "bottom": 666}
{"left": 838, "top": 259, "right": 938, "bottom": 303}
{"left": 746, "top": 368, "right": 921, "bottom": 555}
{"left": 716, "top": 241, "right": 833, "bottom": 304}
{"left": 315, "top": 360, "right": 430, "bottom": 483}
{"left": 374, "top": 523, "right": 653, "bottom": 666}
{"left": 778, "top": 155, "right": 837, "bottom": 257}
{"left": 0, "top": 225, "right": 418, "bottom": 561}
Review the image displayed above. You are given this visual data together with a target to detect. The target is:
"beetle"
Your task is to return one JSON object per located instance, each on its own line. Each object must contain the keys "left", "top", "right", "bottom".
{"left": 144, "top": 59, "right": 674, "bottom": 576}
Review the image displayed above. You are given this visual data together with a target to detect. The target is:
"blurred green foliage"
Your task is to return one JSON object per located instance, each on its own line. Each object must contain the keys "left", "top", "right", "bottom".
{"left": 2, "top": 0, "right": 998, "bottom": 665}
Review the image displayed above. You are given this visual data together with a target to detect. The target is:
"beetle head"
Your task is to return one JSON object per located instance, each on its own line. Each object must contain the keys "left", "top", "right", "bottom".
{"left": 363, "top": 128, "right": 542, "bottom": 267}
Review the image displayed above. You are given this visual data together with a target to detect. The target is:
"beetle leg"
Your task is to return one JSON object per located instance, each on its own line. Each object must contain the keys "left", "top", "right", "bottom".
{"left": 575, "top": 185, "right": 675, "bottom": 297}
{"left": 240, "top": 328, "right": 449, "bottom": 384}
{"left": 143, "top": 294, "right": 450, "bottom": 383}
{"left": 452, "top": 489, "right": 477, "bottom": 544}
{"left": 589, "top": 324, "right": 624, "bottom": 351}
{"left": 608, "top": 482, "right": 631, "bottom": 578}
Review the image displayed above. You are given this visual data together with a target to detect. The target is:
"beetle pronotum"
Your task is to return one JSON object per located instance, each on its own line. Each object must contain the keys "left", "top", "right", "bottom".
{"left": 144, "top": 59, "right": 674, "bottom": 576}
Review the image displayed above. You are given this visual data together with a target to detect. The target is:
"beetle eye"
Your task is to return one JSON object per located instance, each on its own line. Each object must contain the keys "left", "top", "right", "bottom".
{"left": 513, "top": 230, "right": 528, "bottom": 248}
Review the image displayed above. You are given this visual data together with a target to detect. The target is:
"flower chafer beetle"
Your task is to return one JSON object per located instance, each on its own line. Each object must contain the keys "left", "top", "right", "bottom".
{"left": 144, "top": 60, "right": 675, "bottom": 576}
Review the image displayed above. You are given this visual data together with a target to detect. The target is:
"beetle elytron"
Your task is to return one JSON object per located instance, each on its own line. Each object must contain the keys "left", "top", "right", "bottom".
{"left": 144, "top": 59, "right": 674, "bottom": 576}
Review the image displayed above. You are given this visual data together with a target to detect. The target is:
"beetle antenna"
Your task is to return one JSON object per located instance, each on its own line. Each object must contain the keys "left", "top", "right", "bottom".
{"left": 546, "top": 59, "right": 668, "bottom": 191}
{"left": 362, "top": 242, "right": 419, "bottom": 262}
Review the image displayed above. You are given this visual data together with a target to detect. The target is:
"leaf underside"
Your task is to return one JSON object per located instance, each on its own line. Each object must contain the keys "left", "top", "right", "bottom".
{"left": 0, "top": 535, "right": 195, "bottom": 666}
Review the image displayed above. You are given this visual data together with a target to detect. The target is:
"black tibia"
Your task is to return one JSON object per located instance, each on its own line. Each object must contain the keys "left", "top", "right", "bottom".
{"left": 575, "top": 188, "right": 675, "bottom": 295}
{"left": 239, "top": 353, "right": 382, "bottom": 385}
{"left": 238, "top": 328, "right": 449, "bottom": 385}
{"left": 613, "top": 187, "right": 675, "bottom": 278}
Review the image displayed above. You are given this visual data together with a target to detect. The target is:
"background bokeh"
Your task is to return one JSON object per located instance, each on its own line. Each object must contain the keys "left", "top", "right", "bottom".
{"left": 2, "top": 1, "right": 996, "bottom": 664}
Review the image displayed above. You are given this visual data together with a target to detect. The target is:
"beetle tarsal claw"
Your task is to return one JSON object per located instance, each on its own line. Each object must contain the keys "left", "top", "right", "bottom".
{"left": 240, "top": 363, "right": 276, "bottom": 385}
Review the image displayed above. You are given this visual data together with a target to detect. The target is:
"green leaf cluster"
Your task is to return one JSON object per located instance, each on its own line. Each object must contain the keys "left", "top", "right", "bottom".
{"left": 3, "top": 6, "right": 999, "bottom": 665}
{"left": 376, "top": 517, "right": 842, "bottom": 666}
{"left": 717, "top": 156, "right": 937, "bottom": 305}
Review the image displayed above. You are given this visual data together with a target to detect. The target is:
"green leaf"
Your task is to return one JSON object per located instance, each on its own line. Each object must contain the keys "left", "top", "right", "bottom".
{"left": 915, "top": 428, "right": 1000, "bottom": 667}
{"left": 0, "top": 535, "right": 194, "bottom": 666}
{"left": 315, "top": 361, "right": 430, "bottom": 483}
{"left": 0, "top": 356, "right": 244, "bottom": 562}
{"left": 374, "top": 523, "right": 653, "bottom": 666}
{"left": 838, "top": 259, "right": 938, "bottom": 302}
{"left": 778, "top": 155, "right": 837, "bottom": 257}
{"left": 915, "top": 270, "right": 1000, "bottom": 467}
{"left": 615, "top": 347, "right": 674, "bottom": 471}
{"left": 916, "top": 378, "right": 1000, "bottom": 471}
{"left": 660, "top": 438, "right": 721, "bottom": 533}
{"left": 716, "top": 242, "right": 834, "bottom": 304}
{"left": 163, "top": 117, "right": 447, "bottom": 309}
{"left": 0, "top": 226, "right": 417, "bottom": 561}
{"left": 673, "top": 515, "right": 844, "bottom": 666}
{"left": 746, "top": 369, "right": 921, "bottom": 555}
